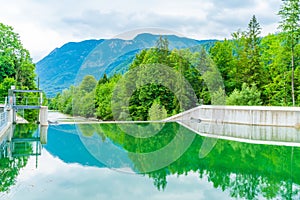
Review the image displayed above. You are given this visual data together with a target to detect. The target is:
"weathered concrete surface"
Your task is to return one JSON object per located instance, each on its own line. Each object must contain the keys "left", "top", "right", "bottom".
{"left": 180, "top": 121, "right": 300, "bottom": 146}
{"left": 166, "top": 105, "right": 300, "bottom": 146}
{"left": 167, "top": 105, "right": 300, "bottom": 127}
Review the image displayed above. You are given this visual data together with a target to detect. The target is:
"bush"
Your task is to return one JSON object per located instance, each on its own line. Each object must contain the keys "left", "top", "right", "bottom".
{"left": 226, "top": 83, "right": 262, "bottom": 106}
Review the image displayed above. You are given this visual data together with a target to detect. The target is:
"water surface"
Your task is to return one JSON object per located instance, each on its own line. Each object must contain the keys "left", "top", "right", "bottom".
{"left": 0, "top": 122, "right": 299, "bottom": 199}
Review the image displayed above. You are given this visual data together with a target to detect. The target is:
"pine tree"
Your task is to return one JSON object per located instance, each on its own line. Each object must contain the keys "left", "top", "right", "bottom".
{"left": 245, "top": 15, "right": 264, "bottom": 88}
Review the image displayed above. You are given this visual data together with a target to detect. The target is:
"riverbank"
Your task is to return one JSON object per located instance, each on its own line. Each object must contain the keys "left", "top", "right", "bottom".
{"left": 48, "top": 110, "right": 99, "bottom": 124}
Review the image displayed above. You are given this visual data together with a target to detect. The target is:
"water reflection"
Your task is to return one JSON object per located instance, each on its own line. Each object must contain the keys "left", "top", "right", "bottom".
{"left": 1, "top": 122, "right": 300, "bottom": 199}
{"left": 76, "top": 122, "right": 300, "bottom": 199}
{"left": 0, "top": 124, "right": 46, "bottom": 192}
{"left": 45, "top": 124, "right": 105, "bottom": 168}
{"left": 182, "top": 121, "right": 300, "bottom": 146}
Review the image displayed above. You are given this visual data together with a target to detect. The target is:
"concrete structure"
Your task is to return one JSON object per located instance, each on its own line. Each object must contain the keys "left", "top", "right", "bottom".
{"left": 0, "top": 87, "right": 48, "bottom": 146}
{"left": 7, "top": 88, "right": 48, "bottom": 125}
{"left": 181, "top": 121, "right": 300, "bottom": 146}
{"left": 166, "top": 105, "right": 300, "bottom": 146}
{"left": 167, "top": 105, "right": 300, "bottom": 127}
{"left": 39, "top": 106, "right": 48, "bottom": 126}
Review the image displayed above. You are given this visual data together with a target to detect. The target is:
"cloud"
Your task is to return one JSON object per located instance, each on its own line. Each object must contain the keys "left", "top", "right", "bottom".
{"left": 209, "top": 0, "right": 255, "bottom": 9}
{"left": 0, "top": 0, "right": 282, "bottom": 61}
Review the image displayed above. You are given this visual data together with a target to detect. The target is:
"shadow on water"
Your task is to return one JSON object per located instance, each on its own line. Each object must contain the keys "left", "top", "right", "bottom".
{"left": 0, "top": 124, "right": 47, "bottom": 193}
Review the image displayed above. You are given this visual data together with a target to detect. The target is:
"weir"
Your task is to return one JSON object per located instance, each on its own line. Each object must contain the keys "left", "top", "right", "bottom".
{"left": 167, "top": 105, "right": 300, "bottom": 127}
{"left": 166, "top": 105, "right": 300, "bottom": 146}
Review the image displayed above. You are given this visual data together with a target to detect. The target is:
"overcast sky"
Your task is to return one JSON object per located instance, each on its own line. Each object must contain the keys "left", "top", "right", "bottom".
{"left": 0, "top": 0, "right": 282, "bottom": 62}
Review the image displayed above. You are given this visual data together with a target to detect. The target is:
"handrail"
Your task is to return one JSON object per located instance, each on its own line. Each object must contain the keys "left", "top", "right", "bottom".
{"left": 0, "top": 111, "right": 8, "bottom": 131}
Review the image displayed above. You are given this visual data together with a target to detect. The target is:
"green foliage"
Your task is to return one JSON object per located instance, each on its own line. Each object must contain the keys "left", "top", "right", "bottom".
{"left": 95, "top": 74, "right": 121, "bottom": 120}
{"left": 0, "top": 23, "right": 36, "bottom": 90}
{"left": 0, "top": 124, "right": 38, "bottom": 192}
{"left": 0, "top": 77, "right": 15, "bottom": 103}
{"left": 226, "top": 83, "right": 262, "bottom": 106}
{"left": 79, "top": 75, "right": 97, "bottom": 93}
{"left": 210, "top": 39, "right": 236, "bottom": 93}
{"left": 0, "top": 22, "right": 39, "bottom": 121}
{"left": 278, "top": 0, "right": 300, "bottom": 105}
{"left": 53, "top": 86, "right": 74, "bottom": 115}
{"left": 261, "top": 33, "right": 292, "bottom": 105}
{"left": 78, "top": 122, "right": 300, "bottom": 199}
{"left": 278, "top": 0, "right": 300, "bottom": 36}
{"left": 148, "top": 99, "right": 168, "bottom": 121}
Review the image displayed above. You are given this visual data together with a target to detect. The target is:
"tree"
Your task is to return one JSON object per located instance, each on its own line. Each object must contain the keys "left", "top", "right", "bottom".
{"left": 231, "top": 30, "right": 248, "bottom": 90}
{"left": 210, "top": 39, "right": 236, "bottom": 94}
{"left": 79, "top": 75, "right": 97, "bottom": 93}
{"left": 245, "top": 15, "right": 265, "bottom": 89}
{"left": 95, "top": 74, "right": 121, "bottom": 120}
{"left": 155, "top": 35, "right": 169, "bottom": 64}
{"left": 226, "top": 83, "right": 262, "bottom": 106}
{"left": 261, "top": 33, "right": 292, "bottom": 105}
{"left": 0, "top": 77, "right": 16, "bottom": 103}
{"left": 0, "top": 23, "right": 36, "bottom": 88}
{"left": 278, "top": 0, "right": 300, "bottom": 106}
{"left": 148, "top": 99, "right": 168, "bottom": 121}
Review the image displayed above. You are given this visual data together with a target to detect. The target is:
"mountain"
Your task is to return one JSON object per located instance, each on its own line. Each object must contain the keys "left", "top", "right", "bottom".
{"left": 45, "top": 124, "right": 106, "bottom": 167}
{"left": 45, "top": 124, "right": 134, "bottom": 169}
{"left": 36, "top": 33, "right": 217, "bottom": 97}
{"left": 36, "top": 40, "right": 103, "bottom": 97}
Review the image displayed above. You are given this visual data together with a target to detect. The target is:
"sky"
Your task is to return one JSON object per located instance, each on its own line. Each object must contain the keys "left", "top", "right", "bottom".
{"left": 0, "top": 0, "right": 282, "bottom": 62}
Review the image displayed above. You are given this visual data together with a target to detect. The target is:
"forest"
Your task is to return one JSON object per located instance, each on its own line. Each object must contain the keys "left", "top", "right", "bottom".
{"left": 49, "top": 0, "right": 299, "bottom": 121}
{"left": 0, "top": 1, "right": 298, "bottom": 122}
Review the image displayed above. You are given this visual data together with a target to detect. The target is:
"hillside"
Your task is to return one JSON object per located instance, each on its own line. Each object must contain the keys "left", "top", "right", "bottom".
{"left": 36, "top": 39, "right": 103, "bottom": 97}
{"left": 36, "top": 33, "right": 216, "bottom": 97}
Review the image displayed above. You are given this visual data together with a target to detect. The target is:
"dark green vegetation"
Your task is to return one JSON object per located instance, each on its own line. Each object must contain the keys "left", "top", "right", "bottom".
{"left": 0, "top": 23, "right": 41, "bottom": 121}
{"left": 0, "top": 23, "right": 36, "bottom": 97}
{"left": 50, "top": 1, "right": 300, "bottom": 120}
{"left": 77, "top": 122, "right": 300, "bottom": 199}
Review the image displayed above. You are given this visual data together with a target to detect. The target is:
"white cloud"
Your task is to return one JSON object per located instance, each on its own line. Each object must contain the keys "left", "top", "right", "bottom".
{"left": 0, "top": 0, "right": 282, "bottom": 62}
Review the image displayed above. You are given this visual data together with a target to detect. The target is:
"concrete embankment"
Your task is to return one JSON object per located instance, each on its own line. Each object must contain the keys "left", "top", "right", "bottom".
{"left": 166, "top": 105, "right": 300, "bottom": 146}
{"left": 167, "top": 105, "right": 300, "bottom": 127}
{"left": 0, "top": 108, "right": 12, "bottom": 141}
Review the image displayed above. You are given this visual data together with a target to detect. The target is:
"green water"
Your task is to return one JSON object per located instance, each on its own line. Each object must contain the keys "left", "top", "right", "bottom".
{"left": 0, "top": 122, "right": 299, "bottom": 200}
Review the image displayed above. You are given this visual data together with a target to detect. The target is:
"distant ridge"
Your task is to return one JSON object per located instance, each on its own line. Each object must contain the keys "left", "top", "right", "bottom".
{"left": 36, "top": 33, "right": 217, "bottom": 97}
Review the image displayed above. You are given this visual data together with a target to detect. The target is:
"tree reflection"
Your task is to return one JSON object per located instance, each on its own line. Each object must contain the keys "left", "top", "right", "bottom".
{"left": 78, "top": 122, "right": 300, "bottom": 199}
{"left": 0, "top": 124, "right": 39, "bottom": 193}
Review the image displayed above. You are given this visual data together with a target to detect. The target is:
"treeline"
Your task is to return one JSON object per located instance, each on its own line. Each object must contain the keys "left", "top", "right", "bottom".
{"left": 0, "top": 23, "right": 40, "bottom": 121}
{"left": 49, "top": 1, "right": 299, "bottom": 120}
{"left": 49, "top": 41, "right": 209, "bottom": 120}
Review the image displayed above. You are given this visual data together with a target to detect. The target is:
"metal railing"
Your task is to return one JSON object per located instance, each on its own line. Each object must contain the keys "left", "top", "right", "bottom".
{"left": 0, "top": 111, "right": 8, "bottom": 131}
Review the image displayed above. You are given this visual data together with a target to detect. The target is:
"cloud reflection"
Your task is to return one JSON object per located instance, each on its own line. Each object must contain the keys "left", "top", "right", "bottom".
{"left": 6, "top": 149, "right": 230, "bottom": 200}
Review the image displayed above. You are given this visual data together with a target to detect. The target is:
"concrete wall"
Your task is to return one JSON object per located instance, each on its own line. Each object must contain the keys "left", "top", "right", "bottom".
{"left": 167, "top": 105, "right": 300, "bottom": 127}
{"left": 177, "top": 121, "right": 300, "bottom": 146}
{"left": 39, "top": 106, "right": 48, "bottom": 126}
